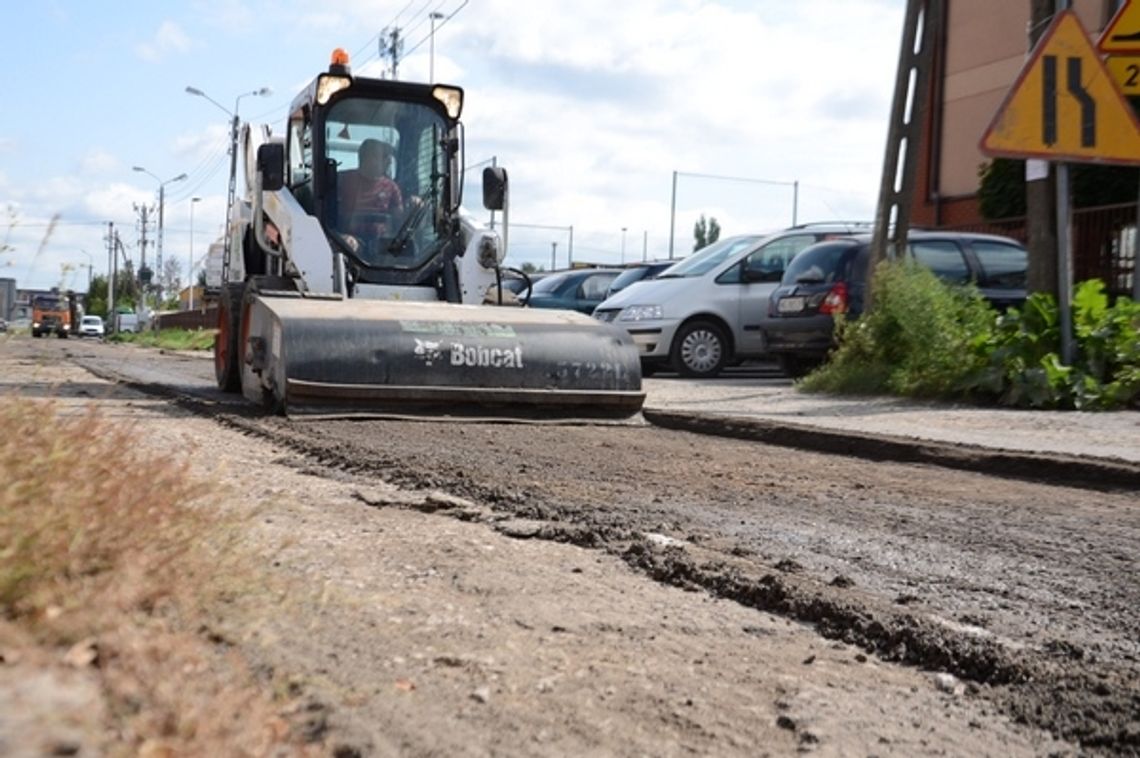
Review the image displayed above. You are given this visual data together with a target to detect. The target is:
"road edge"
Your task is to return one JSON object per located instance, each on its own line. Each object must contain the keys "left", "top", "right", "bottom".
{"left": 641, "top": 408, "right": 1140, "bottom": 492}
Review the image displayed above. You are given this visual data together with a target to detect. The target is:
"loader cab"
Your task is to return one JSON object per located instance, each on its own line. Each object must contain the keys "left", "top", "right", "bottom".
{"left": 283, "top": 54, "right": 466, "bottom": 292}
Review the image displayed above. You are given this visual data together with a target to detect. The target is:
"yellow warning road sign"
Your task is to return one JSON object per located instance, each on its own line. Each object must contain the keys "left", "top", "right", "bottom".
{"left": 1099, "top": 0, "right": 1140, "bottom": 54}
{"left": 1106, "top": 55, "right": 1140, "bottom": 95}
{"left": 981, "top": 10, "right": 1140, "bottom": 165}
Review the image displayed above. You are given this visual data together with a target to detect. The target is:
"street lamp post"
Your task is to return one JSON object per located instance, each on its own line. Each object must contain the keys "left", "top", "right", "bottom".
{"left": 621, "top": 227, "right": 628, "bottom": 264}
{"left": 189, "top": 197, "right": 201, "bottom": 310}
{"left": 430, "top": 11, "right": 446, "bottom": 82}
{"left": 77, "top": 249, "right": 93, "bottom": 292}
{"left": 133, "top": 166, "right": 187, "bottom": 305}
{"left": 185, "top": 85, "right": 271, "bottom": 286}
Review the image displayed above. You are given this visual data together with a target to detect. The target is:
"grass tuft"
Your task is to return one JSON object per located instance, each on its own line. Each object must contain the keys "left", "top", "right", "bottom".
{"left": 0, "top": 397, "right": 316, "bottom": 754}
{"left": 109, "top": 328, "right": 216, "bottom": 351}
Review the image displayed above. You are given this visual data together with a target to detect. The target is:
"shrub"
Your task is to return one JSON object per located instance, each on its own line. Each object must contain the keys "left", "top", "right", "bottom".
{"left": 965, "top": 281, "right": 1140, "bottom": 409}
{"left": 800, "top": 261, "right": 996, "bottom": 398}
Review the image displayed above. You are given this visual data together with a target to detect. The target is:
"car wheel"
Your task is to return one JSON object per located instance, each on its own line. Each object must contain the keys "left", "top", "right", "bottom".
{"left": 670, "top": 320, "right": 728, "bottom": 378}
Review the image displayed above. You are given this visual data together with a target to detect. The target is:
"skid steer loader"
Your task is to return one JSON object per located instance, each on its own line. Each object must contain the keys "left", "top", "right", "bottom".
{"left": 214, "top": 49, "right": 643, "bottom": 418}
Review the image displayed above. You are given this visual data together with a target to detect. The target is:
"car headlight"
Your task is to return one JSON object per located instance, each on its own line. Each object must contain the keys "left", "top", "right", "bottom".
{"left": 618, "top": 305, "right": 664, "bottom": 322}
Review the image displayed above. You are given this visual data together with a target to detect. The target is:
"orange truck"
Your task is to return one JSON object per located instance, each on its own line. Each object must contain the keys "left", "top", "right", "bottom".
{"left": 31, "top": 293, "right": 74, "bottom": 338}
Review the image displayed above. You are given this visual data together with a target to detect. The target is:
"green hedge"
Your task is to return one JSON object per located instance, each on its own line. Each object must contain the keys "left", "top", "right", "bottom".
{"left": 800, "top": 263, "right": 1140, "bottom": 411}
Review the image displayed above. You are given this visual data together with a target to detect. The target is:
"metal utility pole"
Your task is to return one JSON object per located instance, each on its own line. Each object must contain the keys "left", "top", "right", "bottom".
{"left": 383, "top": 27, "right": 404, "bottom": 79}
{"left": 669, "top": 171, "right": 678, "bottom": 258}
{"left": 189, "top": 197, "right": 201, "bottom": 310}
{"left": 551, "top": 241, "right": 558, "bottom": 271}
{"left": 133, "top": 203, "right": 154, "bottom": 312}
{"left": 185, "top": 86, "right": 270, "bottom": 288}
{"left": 643, "top": 230, "right": 648, "bottom": 262}
{"left": 1026, "top": 0, "right": 1060, "bottom": 297}
{"left": 429, "top": 12, "right": 445, "bottom": 82}
{"left": 869, "top": 0, "right": 944, "bottom": 282}
{"left": 106, "top": 222, "right": 115, "bottom": 327}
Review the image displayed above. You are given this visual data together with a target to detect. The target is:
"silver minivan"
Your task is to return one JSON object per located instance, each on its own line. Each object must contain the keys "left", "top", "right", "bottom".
{"left": 593, "top": 224, "right": 869, "bottom": 377}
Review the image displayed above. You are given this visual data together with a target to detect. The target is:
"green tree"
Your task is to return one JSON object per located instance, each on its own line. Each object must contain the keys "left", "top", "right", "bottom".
{"left": 978, "top": 159, "right": 1140, "bottom": 220}
{"left": 85, "top": 271, "right": 140, "bottom": 318}
{"left": 693, "top": 215, "right": 721, "bottom": 251}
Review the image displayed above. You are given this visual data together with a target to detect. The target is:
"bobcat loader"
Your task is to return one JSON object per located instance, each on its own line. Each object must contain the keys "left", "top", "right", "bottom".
{"left": 214, "top": 50, "right": 643, "bottom": 418}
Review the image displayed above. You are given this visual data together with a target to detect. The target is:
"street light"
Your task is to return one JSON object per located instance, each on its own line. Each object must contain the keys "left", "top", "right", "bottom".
{"left": 189, "top": 197, "right": 202, "bottom": 310}
{"left": 621, "top": 227, "right": 628, "bottom": 264}
{"left": 132, "top": 166, "right": 187, "bottom": 302}
{"left": 429, "top": 11, "right": 446, "bottom": 82}
{"left": 77, "top": 249, "right": 93, "bottom": 292}
{"left": 185, "top": 84, "right": 272, "bottom": 285}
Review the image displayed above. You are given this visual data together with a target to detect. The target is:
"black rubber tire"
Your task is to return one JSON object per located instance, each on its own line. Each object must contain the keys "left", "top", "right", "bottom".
{"left": 670, "top": 320, "right": 728, "bottom": 378}
{"left": 214, "top": 283, "right": 245, "bottom": 393}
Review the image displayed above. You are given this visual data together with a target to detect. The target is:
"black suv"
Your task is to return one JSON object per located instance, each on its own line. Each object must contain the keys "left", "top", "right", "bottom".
{"left": 764, "top": 231, "right": 1027, "bottom": 375}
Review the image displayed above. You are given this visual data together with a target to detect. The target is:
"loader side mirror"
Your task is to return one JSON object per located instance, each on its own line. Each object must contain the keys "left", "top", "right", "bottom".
{"left": 257, "top": 143, "right": 285, "bottom": 192}
{"left": 482, "top": 166, "right": 508, "bottom": 211}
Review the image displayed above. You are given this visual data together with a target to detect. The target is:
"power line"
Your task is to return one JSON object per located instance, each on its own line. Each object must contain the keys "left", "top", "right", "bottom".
{"left": 398, "top": 0, "right": 467, "bottom": 65}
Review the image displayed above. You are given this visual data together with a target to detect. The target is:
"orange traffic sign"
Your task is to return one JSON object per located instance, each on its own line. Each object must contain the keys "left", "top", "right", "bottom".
{"left": 1099, "top": 0, "right": 1140, "bottom": 54}
{"left": 1106, "top": 55, "right": 1140, "bottom": 95}
{"left": 980, "top": 10, "right": 1140, "bottom": 165}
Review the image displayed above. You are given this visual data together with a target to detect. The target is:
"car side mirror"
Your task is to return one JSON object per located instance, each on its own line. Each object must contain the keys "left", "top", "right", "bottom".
{"left": 257, "top": 143, "right": 285, "bottom": 192}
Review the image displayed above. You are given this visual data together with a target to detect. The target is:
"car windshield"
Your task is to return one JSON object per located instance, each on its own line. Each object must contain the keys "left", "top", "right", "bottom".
{"left": 782, "top": 240, "right": 863, "bottom": 284}
{"left": 530, "top": 273, "right": 568, "bottom": 294}
{"left": 609, "top": 267, "right": 651, "bottom": 292}
{"left": 82, "top": 316, "right": 101, "bottom": 325}
{"left": 657, "top": 236, "right": 762, "bottom": 278}
{"left": 323, "top": 96, "right": 450, "bottom": 273}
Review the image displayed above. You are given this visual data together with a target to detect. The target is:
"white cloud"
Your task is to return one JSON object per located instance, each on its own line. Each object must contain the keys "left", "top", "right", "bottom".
{"left": 78, "top": 150, "right": 119, "bottom": 176}
{"left": 135, "top": 20, "right": 192, "bottom": 62}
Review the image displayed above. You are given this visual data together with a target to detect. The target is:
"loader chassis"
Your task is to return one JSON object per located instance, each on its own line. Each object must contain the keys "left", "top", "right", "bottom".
{"left": 215, "top": 53, "right": 643, "bottom": 418}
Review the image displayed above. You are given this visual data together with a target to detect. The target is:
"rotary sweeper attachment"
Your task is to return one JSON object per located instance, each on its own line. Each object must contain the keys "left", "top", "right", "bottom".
{"left": 235, "top": 294, "right": 645, "bottom": 419}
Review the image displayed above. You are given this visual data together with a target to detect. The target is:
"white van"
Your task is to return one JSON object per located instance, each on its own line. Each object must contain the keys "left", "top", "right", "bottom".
{"left": 116, "top": 312, "right": 139, "bottom": 333}
{"left": 593, "top": 223, "right": 870, "bottom": 377}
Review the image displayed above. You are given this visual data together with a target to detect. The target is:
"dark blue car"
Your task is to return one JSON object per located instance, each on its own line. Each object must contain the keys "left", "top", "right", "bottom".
{"left": 764, "top": 231, "right": 1027, "bottom": 376}
{"left": 525, "top": 268, "right": 623, "bottom": 315}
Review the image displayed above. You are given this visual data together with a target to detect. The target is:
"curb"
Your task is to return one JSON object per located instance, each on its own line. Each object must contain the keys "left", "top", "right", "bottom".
{"left": 641, "top": 408, "right": 1140, "bottom": 492}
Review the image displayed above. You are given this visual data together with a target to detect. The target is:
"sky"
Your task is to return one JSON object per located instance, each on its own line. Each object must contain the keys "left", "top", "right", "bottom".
{"left": 0, "top": 0, "right": 905, "bottom": 293}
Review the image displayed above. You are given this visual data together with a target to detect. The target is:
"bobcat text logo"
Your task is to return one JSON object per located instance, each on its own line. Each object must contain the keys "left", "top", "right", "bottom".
{"left": 413, "top": 338, "right": 443, "bottom": 366}
{"left": 449, "top": 342, "right": 524, "bottom": 369}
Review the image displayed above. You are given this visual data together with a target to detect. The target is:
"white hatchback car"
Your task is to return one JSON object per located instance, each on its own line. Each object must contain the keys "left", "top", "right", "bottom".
{"left": 78, "top": 315, "right": 105, "bottom": 338}
{"left": 593, "top": 223, "right": 871, "bottom": 377}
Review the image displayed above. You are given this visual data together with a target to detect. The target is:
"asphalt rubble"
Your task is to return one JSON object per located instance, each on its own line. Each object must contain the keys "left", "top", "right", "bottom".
{"left": 640, "top": 375, "right": 1140, "bottom": 492}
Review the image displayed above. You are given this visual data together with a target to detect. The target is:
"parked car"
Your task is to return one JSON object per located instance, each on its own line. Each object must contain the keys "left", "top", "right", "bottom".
{"left": 764, "top": 231, "right": 1028, "bottom": 375}
{"left": 495, "top": 271, "right": 549, "bottom": 303}
{"left": 78, "top": 315, "right": 105, "bottom": 338}
{"left": 525, "top": 268, "right": 623, "bottom": 315}
{"left": 116, "top": 312, "right": 140, "bottom": 333}
{"left": 605, "top": 260, "right": 678, "bottom": 299}
{"left": 592, "top": 223, "right": 872, "bottom": 377}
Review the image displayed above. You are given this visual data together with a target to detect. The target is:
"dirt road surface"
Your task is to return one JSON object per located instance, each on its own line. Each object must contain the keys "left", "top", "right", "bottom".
{"left": 6, "top": 337, "right": 1138, "bottom": 755}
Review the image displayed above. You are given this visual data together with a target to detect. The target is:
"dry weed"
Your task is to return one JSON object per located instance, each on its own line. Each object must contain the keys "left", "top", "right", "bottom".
{"left": 0, "top": 398, "right": 321, "bottom": 755}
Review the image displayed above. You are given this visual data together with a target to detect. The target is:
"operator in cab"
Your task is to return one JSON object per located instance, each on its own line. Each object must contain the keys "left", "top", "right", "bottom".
{"left": 338, "top": 138, "right": 405, "bottom": 243}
